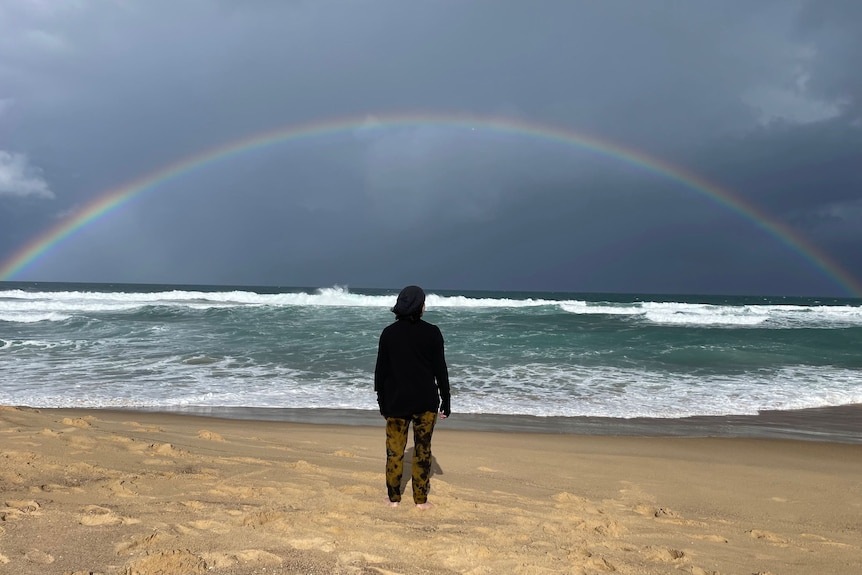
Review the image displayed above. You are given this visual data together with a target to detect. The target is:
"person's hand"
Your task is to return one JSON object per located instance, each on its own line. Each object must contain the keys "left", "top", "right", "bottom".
{"left": 440, "top": 399, "right": 451, "bottom": 419}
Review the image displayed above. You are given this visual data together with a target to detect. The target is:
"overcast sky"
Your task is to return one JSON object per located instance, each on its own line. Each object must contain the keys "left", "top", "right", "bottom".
{"left": 1, "top": 0, "right": 860, "bottom": 296}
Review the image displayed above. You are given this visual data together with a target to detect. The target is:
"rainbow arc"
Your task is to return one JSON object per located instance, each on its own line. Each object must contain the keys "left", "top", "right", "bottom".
{"left": 1, "top": 112, "right": 859, "bottom": 296}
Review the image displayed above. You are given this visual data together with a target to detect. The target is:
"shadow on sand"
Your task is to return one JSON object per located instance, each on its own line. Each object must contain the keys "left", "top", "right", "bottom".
{"left": 399, "top": 446, "right": 444, "bottom": 495}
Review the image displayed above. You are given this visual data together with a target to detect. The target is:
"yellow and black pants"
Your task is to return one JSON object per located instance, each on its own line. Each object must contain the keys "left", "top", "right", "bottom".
{"left": 385, "top": 411, "right": 438, "bottom": 504}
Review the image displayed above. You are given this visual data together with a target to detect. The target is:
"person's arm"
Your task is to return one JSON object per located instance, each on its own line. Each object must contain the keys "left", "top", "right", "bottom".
{"left": 433, "top": 327, "right": 451, "bottom": 418}
{"left": 374, "top": 332, "right": 389, "bottom": 416}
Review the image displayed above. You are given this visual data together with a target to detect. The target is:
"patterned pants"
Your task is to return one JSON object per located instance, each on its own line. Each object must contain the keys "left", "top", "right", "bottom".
{"left": 385, "top": 411, "right": 438, "bottom": 504}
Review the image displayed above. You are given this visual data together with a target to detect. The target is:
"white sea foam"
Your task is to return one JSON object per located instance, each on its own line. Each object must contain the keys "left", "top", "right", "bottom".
{"left": 445, "top": 363, "right": 862, "bottom": 418}
{"left": 560, "top": 302, "right": 643, "bottom": 315}
{"left": 2, "top": 349, "right": 860, "bottom": 419}
{"left": 643, "top": 307, "right": 768, "bottom": 326}
{"left": 2, "top": 286, "right": 861, "bottom": 328}
{"left": 2, "top": 285, "right": 860, "bottom": 420}
{"left": 560, "top": 300, "right": 862, "bottom": 328}
{"left": 0, "top": 286, "right": 557, "bottom": 315}
{"left": 0, "top": 312, "right": 73, "bottom": 323}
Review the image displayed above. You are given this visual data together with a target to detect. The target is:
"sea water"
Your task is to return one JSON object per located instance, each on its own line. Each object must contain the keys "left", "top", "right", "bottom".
{"left": 2, "top": 282, "right": 861, "bottom": 423}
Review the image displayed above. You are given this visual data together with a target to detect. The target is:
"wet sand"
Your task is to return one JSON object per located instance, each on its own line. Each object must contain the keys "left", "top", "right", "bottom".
{"left": 151, "top": 403, "right": 862, "bottom": 443}
{"left": 1, "top": 405, "right": 861, "bottom": 574}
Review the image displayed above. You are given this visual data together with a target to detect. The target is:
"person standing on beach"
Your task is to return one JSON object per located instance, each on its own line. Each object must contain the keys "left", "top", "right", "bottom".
{"left": 374, "top": 285, "right": 451, "bottom": 509}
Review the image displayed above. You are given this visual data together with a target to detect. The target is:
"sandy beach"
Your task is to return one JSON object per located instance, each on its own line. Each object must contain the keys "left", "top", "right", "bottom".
{"left": 1, "top": 406, "right": 861, "bottom": 575}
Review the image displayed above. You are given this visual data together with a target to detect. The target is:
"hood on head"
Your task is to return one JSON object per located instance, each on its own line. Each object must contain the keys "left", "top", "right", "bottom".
{"left": 391, "top": 285, "right": 425, "bottom": 317}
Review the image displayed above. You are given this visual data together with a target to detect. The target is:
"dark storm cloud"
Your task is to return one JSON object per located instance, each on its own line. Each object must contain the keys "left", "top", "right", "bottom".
{"left": 0, "top": 0, "right": 860, "bottom": 295}
{"left": 794, "top": 0, "right": 862, "bottom": 117}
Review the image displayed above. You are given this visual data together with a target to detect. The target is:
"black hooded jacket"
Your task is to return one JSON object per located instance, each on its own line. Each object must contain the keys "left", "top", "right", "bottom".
{"left": 374, "top": 315, "right": 451, "bottom": 418}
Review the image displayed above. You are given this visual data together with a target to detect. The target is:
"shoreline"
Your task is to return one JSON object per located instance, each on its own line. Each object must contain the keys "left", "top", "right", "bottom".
{"left": 43, "top": 402, "right": 862, "bottom": 444}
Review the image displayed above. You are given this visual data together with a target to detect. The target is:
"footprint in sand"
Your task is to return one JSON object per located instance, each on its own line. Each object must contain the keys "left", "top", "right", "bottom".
{"left": 123, "top": 421, "right": 164, "bottom": 432}
{"left": 690, "top": 533, "right": 729, "bottom": 543}
{"left": 286, "top": 460, "right": 320, "bottom": 472}
{"left": 115, "top": 532, "right": 166, "bottom": 555}
{"left": 64, "top": 434, "right": 98, "bottom": 453}
{"left": 24, "top": 549, "right": 55, "bottom": 565}
{"left": 241, "top": 510, "right": 290, "bottom": 528}
{"left": 5, "top": 499, "right": 41, "bottom": 513}
{"left": 653, "top": 506, "right": 681, "bottom": 518}
{"left": 60, "top": 416, "right": 95, "bottom": 428}
{"left": 1, "top": 500, "right": 41, "bottom": 521}
{"left": 551, "top": 491, "right": 590, "bottom": 506}
{"left": 225, "top": 456, "right": 271, "bottom": 465}
{"left": 197, "top": 430, "right": 224, "bottom": 441}
{"left": 591, "top": 520, "right": 626, "bottom": 537}
{"left": 121, "top": 549, "right": 207, "bottom": 575}
{"left": 0, "top": 509, "right": 24, "bottom": 521}
{"left": 64, "top": 461, "right": 117, "bottom": 484}
{"left": 288, "top": 537, "right": 336, "bottom": 553}
{"left": 78, "top": 504, "right": 140, "bottom": 526}
{"left": 642, "top": 545, "right": 687, "bottom": 563}
{"left": 106, "top": 479, "right": 139, "bottom": 497}
{"left": 208, "top": 484, "right": 258, "bottom": 499}
{"left": 586, "top": 555, "right": 617, "bottom": 572}
{"left": 4, "top": 450, "right": 38, "bottom": 463}
{"left": 148, "top": 442, "right": 188, "bottom": 457}
{"left": 110, "top": 436, "right": 151, "bottom": 455}
{"left": 202, "top": 549, "right": 282, "bottom": 571}
{"left": 634, "top": 504, "right": 691, "bottom": 522}
{"left": 181, "top": 500, "right": 207, "bottom": 511}
{"left": 174, "top": 524, "right": 198, "bottom": 536}
{"left": 747, "top": 529, "right": 789, "bottom": 544}
{"left": 31, "top": 483, "right": 65, "bottom": 493}
{"left": 188, "top": 519, "right": 232, "bottom": 534}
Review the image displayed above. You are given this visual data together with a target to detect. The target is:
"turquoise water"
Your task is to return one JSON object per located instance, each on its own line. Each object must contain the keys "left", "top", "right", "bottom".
{"left": 1, "top": 282, "right": 861, "bottom": 420}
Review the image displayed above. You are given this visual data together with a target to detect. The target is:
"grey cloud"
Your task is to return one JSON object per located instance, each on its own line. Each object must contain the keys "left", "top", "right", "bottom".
{"left": 794, "top": 0, "right": 862, "bottom": 117}
{"left": 0, "top": 151, "right": 53, "bottom": 198}
{"left": 0, "top": 99, "right": 54, "bottom": 199}
{"left": 0, "top": 1, "right": 860, "bottom": 295}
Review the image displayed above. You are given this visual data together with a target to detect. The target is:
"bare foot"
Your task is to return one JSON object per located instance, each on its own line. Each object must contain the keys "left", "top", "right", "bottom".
{"left": 415, "top": 502, "right": 434, "bottom": 510}
{"left": 385, "top": 499, "right": 399, "bottom": 507}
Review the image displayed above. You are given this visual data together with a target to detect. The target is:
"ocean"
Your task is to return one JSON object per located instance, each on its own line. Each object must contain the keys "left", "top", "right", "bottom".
{"left": 2, "top": 282, "right": 861, "bottom": 442}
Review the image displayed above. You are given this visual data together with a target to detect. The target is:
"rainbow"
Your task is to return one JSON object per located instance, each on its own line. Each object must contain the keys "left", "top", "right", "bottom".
{"left": 1, "top": 111, "right": 860, "bottom": 295}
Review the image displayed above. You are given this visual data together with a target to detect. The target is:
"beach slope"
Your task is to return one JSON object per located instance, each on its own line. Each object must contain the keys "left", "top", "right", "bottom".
{"left": 1, "top": 406, "right": 860, "bottom": 574}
